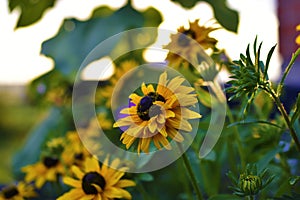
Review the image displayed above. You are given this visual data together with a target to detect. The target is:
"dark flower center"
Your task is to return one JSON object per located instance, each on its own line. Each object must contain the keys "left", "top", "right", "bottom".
{"left": 43, "top": 156, "right": 59, "bottom": 168}
{"left": 74, "top": 153, "right": 84, "bottom": 160}
{"left": 178, "top": 30, "right": 196, "bottom": 47}
{"left": 137, "top": 92, "right": 165, "bottom": 120}
{"left": 82, "top": 172, "right": 106, "bottom": 194}
{"left": 3, "top": 186, "right": 19, "bottom": 198}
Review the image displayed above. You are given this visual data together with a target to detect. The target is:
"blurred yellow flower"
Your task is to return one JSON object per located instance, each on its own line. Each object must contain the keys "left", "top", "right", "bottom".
{"left": 0, "top": 182, "right": 36, "bottom": 200}
{"left": 61, "top": 131, "right": 92, "bottom": 167}
{"left": 296, "top": 24, "right": 300, "bottom": 45}
{"left": 57, "top": 156, "right": 135, "bottom": 200}
{"left": 97, "top": 113, "right": 113, "bottom": 130}
{"left": 164, "top": 19, "right": 219, "bottom": 68}
{"left": 114, "top": 71, "right": 201, "bottom": 154}
{"left": 21, "top": 156, "right": 65, "bottom": 189}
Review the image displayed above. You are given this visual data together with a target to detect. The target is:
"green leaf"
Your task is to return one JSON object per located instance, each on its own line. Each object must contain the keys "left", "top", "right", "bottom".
{"left": 41, "top": 4, "right": 162, "bottom": 80}
{"left": 291, "top": 93, "right": 300, "bottom": 125}
{"left": 12, "top": 107, "right": 71, "bottom": 178}
{"left": 264, "top": 44, "right": 277, "bottom": 79}
{"left": 204, "top": 0, "right": 239, "bottom": 32}
{"left": 137, "top": 173, "right": 154, "bottom": 182}
{"left": 171, "top": 0, "right": 239, "bottom": 32}
{"left": 227, "top": 119, "right": 283, "bottom": 129}
{"left": 289, "top": 176, "right": 300, "bottom": 186}
{"left": 8, "top": 0, "right": 56, "bottom": 28}
{"left": 256, "top": 147, "right": 282, "bottom": 173}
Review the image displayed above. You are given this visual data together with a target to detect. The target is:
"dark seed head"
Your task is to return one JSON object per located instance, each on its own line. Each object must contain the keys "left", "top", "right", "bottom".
{"left": 74, "top": 153, "right": 84, "bottom": 161}
{"left": 178, "top": 30, "right": 196, "bottom": 47}
{"left": 43, "top": 157, "right": 59, "bottom": 168}
{"left": 137, "top": 92, "right": 166, "bottom": 120}
{"left": 139, "top": 96, "right": 153, "bottom": 112}
{"left": 82, "top": 172, "right": 106, "bottom": 194}
{"left": 3, "top": 186, "right": 19, "bottom": 198}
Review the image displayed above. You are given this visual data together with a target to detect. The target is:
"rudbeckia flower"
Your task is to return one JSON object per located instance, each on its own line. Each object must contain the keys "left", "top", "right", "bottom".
{"left": 61, "top": 131, "right": 92, "bottom": 167}
{"left": 164, "top": 19, "right": 219, "bottom": 68}
{"left": 57, "top": 156, "right": 135, "bottom": 200}
{"left": 113, "top": 71, "right": 201, "bottom": 153}
{"left": 296, "top": 24, "right": 300, "bottom": 45}
{"left": 21, "top": 156, "right": 65, "bottom": 189}
{"left": 0, "top": 182, "right": 36, "bottom": 200}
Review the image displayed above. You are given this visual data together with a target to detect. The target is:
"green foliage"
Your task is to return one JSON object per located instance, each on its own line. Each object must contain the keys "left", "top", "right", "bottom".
{"left": 226, "top": 37, "right": 277, "bottom": 116}
{"left": 171, "top": 0, "right": 239, "bottom": 32}
{"left": 228, "top": 164, "right": 274, "bottom": 197}
{"left": 8, "top": 0, "right": 56, "bottom": 28}
{"left": 41, "top": 3, "right": 161, "bottom": 81}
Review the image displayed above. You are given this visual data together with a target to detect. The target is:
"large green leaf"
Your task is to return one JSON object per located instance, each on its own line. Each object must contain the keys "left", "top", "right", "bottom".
{"left": 41, "top": 4, "right": 162, "bottom": 81}
{"left": 12, "top": 107, "right": 72, "bottom": 178}
{"left": 171, "top": 0, "right": 239, "bottom": 32}
{"left": 8, "top": 0, "right": 56, "bottom": 28}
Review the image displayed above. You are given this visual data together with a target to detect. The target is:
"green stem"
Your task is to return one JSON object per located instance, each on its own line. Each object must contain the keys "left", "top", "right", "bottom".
{"left": 178, "top": 143, "right": 204, "bottom": 200}
{"left": 277, "top": 47, "right": 300, "bottom": 96}
{"left": 266, "top": 87, "right": 300, "bottom": 152}
{"left": 136, "top": 182, "right": 151, "bottom": 200}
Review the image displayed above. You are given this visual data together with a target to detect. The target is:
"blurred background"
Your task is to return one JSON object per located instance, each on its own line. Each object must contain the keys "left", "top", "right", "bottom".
{"left": 0, "top": 0, "right": 299, "bottom": 183}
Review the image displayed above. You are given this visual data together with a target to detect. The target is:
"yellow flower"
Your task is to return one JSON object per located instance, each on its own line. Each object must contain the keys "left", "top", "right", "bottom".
{"left": 296, "top": 24, "right": 300, "bottom": 45}
{"left": 61, "top": 131, "right": 92, "bottom": 167}
{"left": 97, "top": 60, "right": 139, "bottom": 108}
{"left": 164, "top": 19, "right": 218, "bottom": 68}
{"left": 0, "top": 182, "right": 36, "bottom": 200}
{"left": 21, "top": 156, "right": 65, "bottom": 189}
{"left": 113, "top": 71, "right": 201, "bottom": 153}
{"left": 97, "top": 113, "right": 113, "bottom": 130}
{"left": 57, "top": 156, "right": 135, "bottom": 200}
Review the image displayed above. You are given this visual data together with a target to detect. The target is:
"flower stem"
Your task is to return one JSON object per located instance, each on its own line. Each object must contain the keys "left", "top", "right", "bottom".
{"left": 178, "top": 143, "right": 204, "bottom": 200}
{"left": 277, "top": 47, "right": 300, "bottom": 96}
{"left": 266, "top": 86, "right": 300, "bottom": 152}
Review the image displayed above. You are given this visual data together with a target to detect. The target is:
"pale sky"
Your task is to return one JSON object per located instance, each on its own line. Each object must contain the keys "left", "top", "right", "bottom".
{"left": 0, "top": 0, "right": 281, "bottom": 85}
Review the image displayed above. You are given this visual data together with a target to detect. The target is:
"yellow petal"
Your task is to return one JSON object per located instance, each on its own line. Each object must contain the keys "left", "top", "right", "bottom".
{"left": 148, "top": 118, "right": 158, "bottom": 133}
{"left": 296, "top": 24, "right": 300, "bottom": 31}
{"left": 180, "top": 107, "right": 202, "bottom": 119}
{"left": 129, "top": 93, "right": 142, "bottom": 105}
{"left": 57, "top": 188, "right": 85, "bottom": 200}
{"left": 35, "top": 177, "right": 46, "bottom": 189}
{"left": 153, "top": 137, "right": 161, "bottom": 149}
{"left": 141, "top": 83, "right": 148, "bottom": 95}
{"left": 174, "top": 85, "right": 195, "bottom": 94}
{"left": 168, "top": 127, "right": 184, "bottom": 142}
{"left": 63, "top": 177, "right": 81, "bottom": 188}
{"left": 157, "top": 134, "right": 172, "bottom": 150}
{"left": 158, "top": 71, "right": 168, "bottom": 87}
{"left": 79, "top": 194, "right": 95, "bottom": 200}
{"left": 110, "top": 158, "right": 121, "bottom": 169}
{"left": 167, "top": 76, "right": 185, "bottom": 91}
{"left": 104, "top": 187, "right": 126, "bottom": 199}
{"left": 159, "top": 126, "right": 168, "bottom": 137}
{"left": 85, "top": 157, "right": 100, "bottom": 172}
{"left": 141, "top": 138, "right": 151, "bottom": 153}
{"left": 165, "top": 110, "right": 175, "bottom": 118}
{"left": 72, "top": 166, "right": 85, "bottom": 179}
{"left": 113, "top": 116, "right": 133, "bottom": 128}
{"left": 296, "top": 35, "right": 300, "bottom": 45}
{"left": 115, "top": 179, "right": 136, "bottom": 188}
{"left": 147, "top": 84, "right": 155, "bottom": 93}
